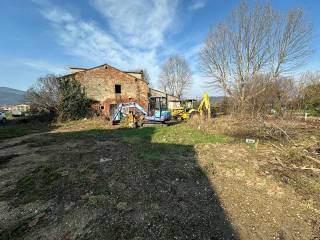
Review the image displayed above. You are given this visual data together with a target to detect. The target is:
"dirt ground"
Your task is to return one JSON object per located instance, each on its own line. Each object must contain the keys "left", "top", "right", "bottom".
{"left": 0, "top": 118, "right": 319, "bottom": 239}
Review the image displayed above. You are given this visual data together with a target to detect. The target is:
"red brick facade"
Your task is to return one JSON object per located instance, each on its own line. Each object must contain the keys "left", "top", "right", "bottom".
{"left": 61, "top": 64, "right": 149, "bottom": 117}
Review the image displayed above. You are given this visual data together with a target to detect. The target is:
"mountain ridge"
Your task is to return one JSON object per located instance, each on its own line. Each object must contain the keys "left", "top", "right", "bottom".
{"left": 0, "top": 87, "right": 27, "bottom": 105}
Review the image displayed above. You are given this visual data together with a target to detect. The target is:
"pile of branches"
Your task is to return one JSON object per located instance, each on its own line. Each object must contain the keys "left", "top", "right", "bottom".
{"left": 188, "top": 114, "right": 296, "bottom": 143}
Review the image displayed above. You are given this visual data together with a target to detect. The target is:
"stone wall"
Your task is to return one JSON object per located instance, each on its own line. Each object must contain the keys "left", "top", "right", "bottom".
{"left": 63, "top": 64, "right": 149, "bottom": 117}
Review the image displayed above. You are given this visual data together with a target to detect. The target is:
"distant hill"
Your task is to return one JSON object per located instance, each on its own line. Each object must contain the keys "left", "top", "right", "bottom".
{"left": 0, "top": 87, "right": 26, "bottom": 105}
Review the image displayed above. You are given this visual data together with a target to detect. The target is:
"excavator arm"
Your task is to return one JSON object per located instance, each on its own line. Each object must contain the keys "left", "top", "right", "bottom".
{"left": 198, "top": 92, "right": 211, "bottom": 118}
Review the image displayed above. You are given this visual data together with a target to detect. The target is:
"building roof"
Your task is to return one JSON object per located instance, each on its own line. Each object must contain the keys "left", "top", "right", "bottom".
{"left": 149, "top": 88, "right": 178, "bottom": 99}
{"left": 63, "top": 64, "right": 148, "bottom": 83}
{"left": 124, "top": 70, "right": 143, "bottom": 74}
{"left": 69, "top": 67, "right": 88, "bottom": 70}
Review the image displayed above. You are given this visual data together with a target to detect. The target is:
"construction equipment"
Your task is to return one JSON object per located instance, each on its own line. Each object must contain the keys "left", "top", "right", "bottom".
{"left": 112, "top": 102, "right": 171, "bottom": 127}
{"left": 148, "top": 96, "right": 172, "bottom": 119}
{"left": 170, "top": 93, "right": 211, "bottom": 121}
{"left": 170, "top": 99, "right": 195, "bottom": 121}
{"left": 198, "top": 92, "right": 211, "bottom": 118}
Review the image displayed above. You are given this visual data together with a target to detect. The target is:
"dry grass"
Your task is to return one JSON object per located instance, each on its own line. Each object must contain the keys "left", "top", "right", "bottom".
{"left": 188, "top": 114, "right": 320, "bottom": 143}
{"left": 52, "top": 117, "right": 113, "bottom": 133}
{"left": 189, "top": 114, "right": 320, "bottom": 208}
{"left": 187, "top": 115, "right": 320, "bottom": 238}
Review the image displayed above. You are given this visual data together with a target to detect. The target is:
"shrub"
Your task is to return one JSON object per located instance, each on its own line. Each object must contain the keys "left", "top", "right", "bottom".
{"left": 57, "top": 79, "right": 93, "bottom": 121}
{"left": 27, "top": 75, "right": 93, "bottom": 122}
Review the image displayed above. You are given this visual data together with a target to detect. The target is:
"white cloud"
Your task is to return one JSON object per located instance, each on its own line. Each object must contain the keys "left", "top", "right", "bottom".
{"left": 90, "top": 0, "right": 178, "bottom": 49}
{"left": 30, "top": 0, "right": 218, "bottom": 99}
{"left": 31, "top": 0, "right": 179, "bottom": 85}
{"left": 189, "top": 0, "right": 206, "bottom": 11}
{"left": 23, "top": 59, "right": 66, "bottom": 74}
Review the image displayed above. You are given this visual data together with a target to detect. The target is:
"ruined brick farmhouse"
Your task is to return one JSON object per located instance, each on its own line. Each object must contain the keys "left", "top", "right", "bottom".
{"left": 59, "top": 63, "right": 178, "bottom": 117}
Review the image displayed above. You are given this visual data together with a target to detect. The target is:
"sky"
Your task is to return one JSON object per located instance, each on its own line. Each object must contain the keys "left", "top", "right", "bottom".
{"left": 0, "top": 0, "right": 319, "bottom": 98}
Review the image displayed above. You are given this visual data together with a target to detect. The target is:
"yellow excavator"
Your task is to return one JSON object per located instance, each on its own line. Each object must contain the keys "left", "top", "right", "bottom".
{"left": 171, "top": 92, "right": 211, "bottom": 120}
{"left": 198, "top": 92, "right": 211, "bottom": 117}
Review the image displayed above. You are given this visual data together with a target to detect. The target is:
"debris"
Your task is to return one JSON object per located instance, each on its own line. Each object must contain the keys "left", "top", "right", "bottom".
{"left": 64, "top": 202, "right": 75, "bottom": 211}
{"left": 28, "top": 218, "right": 39, "bottom": 228}
{"left": 60, "top": 170, "right": 69, "bottom": 176}
{"left": 80, "top": 193, "right": 90, "bottom": 200}
{"left": 304, "top": 155, "right": 320, "bottom": 165}
{"left": 292, "top": 165, "right": 320, "bottom": 174}
{"left": 88, "top": 195, "right": 107, "bottom": 206}
{"left": 245, "top": 139, "right": 255, "bottom": 144}
{"left": 263, "top": 121, "right": 290, "bottom": 143}
{"left": 254, "top": 139, "right": 259, "bottom": 149}
{"left": 116, "top": 202, "right": 128, "bottom": 211}
{"left": 100, "top": 158, "right": 112, "bottom": 163}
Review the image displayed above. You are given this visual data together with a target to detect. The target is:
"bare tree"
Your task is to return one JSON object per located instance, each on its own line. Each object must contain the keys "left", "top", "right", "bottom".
{"left": 26, "top": 74, "right": 60, "bottom": 113}
{"left": 300, "top": 71, "right": 320, "bottom": 86}
{"left": 200, "top": 2, "right": 313, "bottom": 112}
{"left": 159, "top": 55, "right": 192, "bottom": 98}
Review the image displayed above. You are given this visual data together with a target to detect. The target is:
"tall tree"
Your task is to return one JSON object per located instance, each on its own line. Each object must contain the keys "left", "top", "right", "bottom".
{"left": 159, "top": 55, "right": 192, "bottom": 98}
{"left": 200, "top": 2, "right": 313, "bottom": 111}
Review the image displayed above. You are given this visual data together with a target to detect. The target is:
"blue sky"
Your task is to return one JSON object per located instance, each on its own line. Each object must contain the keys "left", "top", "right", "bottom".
{"left": 0, "top": 0, "right": 319, "bottom": 97}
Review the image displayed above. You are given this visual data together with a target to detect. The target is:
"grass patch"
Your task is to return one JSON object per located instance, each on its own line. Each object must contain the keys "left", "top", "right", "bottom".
{"left": 14, "top": 166, "right": 60, "bottom": 204}
{"left": 152, "top": 124, "right": 231, "bottom": 144}
{"left": 60, "top": 128, "right": 109, "bottom": 138}
{"left": 0, "top": 124, "right": 50, "bottom": 140}
{"left": 118, "top": 124, "right": 231, "bottom": 145}
{"left": 54, "top": 118, "right": 111, "bottom": 132}
{"left": 115, "top": 124, "right": 230, "bottom": 167}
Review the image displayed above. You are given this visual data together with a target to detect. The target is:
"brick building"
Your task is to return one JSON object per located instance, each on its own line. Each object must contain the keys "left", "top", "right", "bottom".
{"left": 60, "top": 64, "right": 149, "bottom": 117}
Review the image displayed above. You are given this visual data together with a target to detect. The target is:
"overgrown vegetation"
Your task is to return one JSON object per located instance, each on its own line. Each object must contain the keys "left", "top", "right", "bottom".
{"left": 298, "top": 71, "right": 320, "bottom": 116}
{"left": 57, "top": 79, "right": 93, "bottom": 121}
{"left": 188, "top": 115, "right": 320, "bottom": 207}
{"left": 26, "top": 75, "right": 93, "bottom": 122}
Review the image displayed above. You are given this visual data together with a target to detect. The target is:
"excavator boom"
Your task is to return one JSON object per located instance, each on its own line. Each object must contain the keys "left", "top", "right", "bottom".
{"left": 198, "top": 92, "right": 211, "bottom": 117}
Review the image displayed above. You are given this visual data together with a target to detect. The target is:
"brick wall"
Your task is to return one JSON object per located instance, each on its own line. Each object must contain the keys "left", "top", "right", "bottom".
{"left": 69, "top": 64, "right": 149, "bottom": 117}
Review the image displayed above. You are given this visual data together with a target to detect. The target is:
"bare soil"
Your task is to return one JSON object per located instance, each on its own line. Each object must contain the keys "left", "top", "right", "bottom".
{"left": 0, "top": 118, "right": 319, "bottom": 239}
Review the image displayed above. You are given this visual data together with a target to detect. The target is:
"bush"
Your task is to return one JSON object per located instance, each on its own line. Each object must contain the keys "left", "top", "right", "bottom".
{"left": 308, "top": 97, "right": 320, "bottom": 114}
{"left": 57, "top": 79, "right": 93, "bottom": 121}
{"left": 27, "top": 75, "right": 93, "bottom": 122}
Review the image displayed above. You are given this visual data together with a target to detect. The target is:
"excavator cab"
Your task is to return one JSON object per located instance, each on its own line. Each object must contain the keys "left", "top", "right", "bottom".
{"left": 111, "top": 97, "right": 172, "bottom": 128}
{"left": 148, "top": 96, "right": 171, "bottom": 121}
